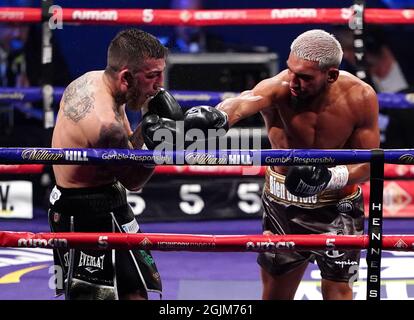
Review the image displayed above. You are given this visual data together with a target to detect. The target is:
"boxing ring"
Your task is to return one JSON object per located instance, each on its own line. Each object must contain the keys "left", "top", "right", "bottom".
{"left": 1, "top": 1, "right": 414, "bottom": 301}
{"left": 1, "top": 147, "right": 414, "bottom": 300}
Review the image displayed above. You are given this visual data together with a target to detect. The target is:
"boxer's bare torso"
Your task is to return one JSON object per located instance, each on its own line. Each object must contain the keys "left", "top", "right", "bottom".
{"left": 52, "top": 71, "right": 131, "bottom": 188}
{"left": 218, "top": 55, "right": 379, "bottom": 189}
{"left": 260, "top": 70, "right": 376, "bottom": 175}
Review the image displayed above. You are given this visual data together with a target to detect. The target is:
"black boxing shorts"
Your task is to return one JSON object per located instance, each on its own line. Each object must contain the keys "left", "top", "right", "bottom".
{"left": 48, "top": 181, "right": 162, "bottom": 299}
{"left": 257, "top": 167, "right": 364, "bottom": 282}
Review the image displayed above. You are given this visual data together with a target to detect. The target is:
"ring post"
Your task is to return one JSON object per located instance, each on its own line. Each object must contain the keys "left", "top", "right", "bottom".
{"left": 366, "top": 149, "right": 384, "bottom": 300}
{"left": 41, "top": 0, "right": 55, "bottom": 129}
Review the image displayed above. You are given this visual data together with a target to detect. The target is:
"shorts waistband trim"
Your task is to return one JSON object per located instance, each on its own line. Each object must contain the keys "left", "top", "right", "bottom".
{"left": 55, "top": 181, "right": 120, "bottom": 196}
{"left": 264, "top": 167, "right": 361, "bottom": 208}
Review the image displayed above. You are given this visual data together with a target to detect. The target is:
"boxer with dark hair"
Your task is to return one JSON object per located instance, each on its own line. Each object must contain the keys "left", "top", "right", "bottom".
{"left": 185, "top": 29, "right": 380, "bottom": 300}
{"left": 49, "top": 28, "right": 183, "bottom": 300}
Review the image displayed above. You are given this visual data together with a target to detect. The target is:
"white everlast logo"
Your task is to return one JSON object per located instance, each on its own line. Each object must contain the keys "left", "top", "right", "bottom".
{"left": 78, "top": 251, "right": 105, "bottom": 273}
{"left": 269, "top": 175, "right": 318, "bottom": 204}
{"left": 296, "top": 179, "right": 326, "bottom": 195}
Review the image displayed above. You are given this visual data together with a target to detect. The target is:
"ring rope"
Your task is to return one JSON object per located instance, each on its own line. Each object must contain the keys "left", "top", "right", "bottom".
{"left": 1, "top": 231, "right": 413, "bottom": 252}
{"left": 0, "top": 87, "right": 413, "bottom": 110}
{"left": 0, "top": 147, "right": 413, "bottom": 166}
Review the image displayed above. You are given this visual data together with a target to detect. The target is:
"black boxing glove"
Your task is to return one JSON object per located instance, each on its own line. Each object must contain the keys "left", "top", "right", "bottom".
{"left": 141, "top": 114, "right": 180, "bottom": 150}
{"left": 147, "top": 88, "right": 184, "bottom": 121}
{"left": 184, "top": 106, "right": 229, "bottom": 134}
{"left": 285, "top": 165, "right": 349, "bottom": 197}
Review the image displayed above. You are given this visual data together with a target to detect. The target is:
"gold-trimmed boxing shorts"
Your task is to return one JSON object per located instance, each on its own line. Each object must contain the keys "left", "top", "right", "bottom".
{"left": 257, "top": 167, "right": 364, "bottom": 282}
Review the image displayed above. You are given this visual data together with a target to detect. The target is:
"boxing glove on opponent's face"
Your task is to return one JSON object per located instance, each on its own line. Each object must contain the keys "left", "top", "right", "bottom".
{"left": 285, "top": 165, "right": 349, "bottom": 197}
{"left": 147, "top": 88, "right": 184, "bottom": 121}
{"left": 142, "top": 89, "right": 184, "bottom": 149}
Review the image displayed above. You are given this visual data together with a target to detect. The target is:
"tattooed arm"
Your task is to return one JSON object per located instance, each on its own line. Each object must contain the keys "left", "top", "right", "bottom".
{"left": 60, "top": 73, "right": 153, "bottom": 190}
{"left": 63, "top": 75, "right": 95, "bottom": 122}
{"left": 97, "top": 122, "right": 155, "bottom": 191}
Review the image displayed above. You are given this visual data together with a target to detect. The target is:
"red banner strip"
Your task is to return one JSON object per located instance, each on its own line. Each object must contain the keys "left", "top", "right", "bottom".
{"left": 154, "top": 164, "right": 414, "bottom": 178}
{"left": 0, "top": 8, "right": 413, "bottom": 25}
{"left": 0, "top": 163, "right": 413, "bottom": 177}
{"left": 0, "top": 164, "right": 44, "bottom": 174}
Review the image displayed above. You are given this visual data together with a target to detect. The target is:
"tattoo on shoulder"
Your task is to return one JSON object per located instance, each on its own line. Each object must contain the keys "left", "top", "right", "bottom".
{"left": 97, "top": 122, "right": 129, "bottom": 149}
{"left": 63, "top": 74, "right": 95, "bottom": 122}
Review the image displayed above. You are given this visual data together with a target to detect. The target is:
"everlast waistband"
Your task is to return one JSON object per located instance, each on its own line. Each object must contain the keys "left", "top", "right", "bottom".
{"left": 264, "top": 166, "right": 360, "bottom": 208}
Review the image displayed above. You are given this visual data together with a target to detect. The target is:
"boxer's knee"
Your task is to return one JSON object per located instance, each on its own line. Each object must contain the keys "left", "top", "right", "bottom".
{"left": 119, "top": 290, "right": 147, "bottom": 300}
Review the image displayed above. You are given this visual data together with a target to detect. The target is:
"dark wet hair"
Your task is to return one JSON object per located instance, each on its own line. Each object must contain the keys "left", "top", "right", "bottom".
{"left": 106, "top": 28, "right": 168, "bottom": 73}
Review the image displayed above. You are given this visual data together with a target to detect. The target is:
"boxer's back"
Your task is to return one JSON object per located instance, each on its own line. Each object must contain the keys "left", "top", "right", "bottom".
{"left": 52, "top": 71, "right": 119, "bottom": 188}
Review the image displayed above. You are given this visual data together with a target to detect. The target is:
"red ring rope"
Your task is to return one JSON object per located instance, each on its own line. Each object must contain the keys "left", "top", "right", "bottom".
{"left": 1, "top": 231, "right": 413, "bottom": 251}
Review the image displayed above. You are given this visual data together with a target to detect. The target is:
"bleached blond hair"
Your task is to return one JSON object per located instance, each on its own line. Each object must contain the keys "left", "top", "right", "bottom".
{"left": 290, "top": 29, "right": 343, "bottom": 69}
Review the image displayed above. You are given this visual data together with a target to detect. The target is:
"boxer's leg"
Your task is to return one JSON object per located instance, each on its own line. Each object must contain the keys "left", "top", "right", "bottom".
{"left": 261, "top": 262, "right": 309, "bottom": 300}
{"left": 321, "top": 279, "right": 353, "bottom": 300}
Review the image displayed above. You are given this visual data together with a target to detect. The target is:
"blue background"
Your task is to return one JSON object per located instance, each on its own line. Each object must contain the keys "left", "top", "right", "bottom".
{"left": 6, "top": 0, "right": 414, "bottom": 81}
{"left": 11, "top": 0, "right": 397, "bottom": 79}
